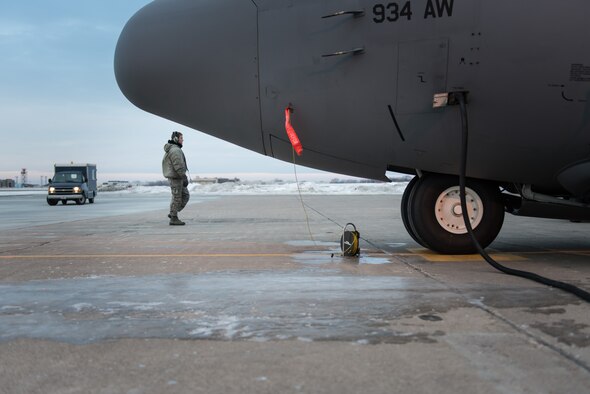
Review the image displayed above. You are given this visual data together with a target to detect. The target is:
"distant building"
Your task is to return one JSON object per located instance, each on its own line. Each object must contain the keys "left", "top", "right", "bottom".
{"left": 0, "top": 179, "right": 16, "bottom": 188}
{"left": 217, "top": 177, "right": 240, "bottom": 184}
{"left": 99, "top": 180, "right": 131, "bottom": 191}
{"left": 193, "top": 176, "right": 240, "bottom": 184}
{"left": 192, "top": 176, "right": 217, "bottom": 184}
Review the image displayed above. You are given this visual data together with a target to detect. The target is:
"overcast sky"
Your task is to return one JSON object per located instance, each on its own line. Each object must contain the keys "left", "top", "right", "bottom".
{"left": 0, "top": 1, "right": 341, "bottom": 184}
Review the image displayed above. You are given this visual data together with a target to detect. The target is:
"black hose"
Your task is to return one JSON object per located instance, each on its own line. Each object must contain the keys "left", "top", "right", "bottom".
{"left": 457, "top": 92, "right": 590, "bottom": 303}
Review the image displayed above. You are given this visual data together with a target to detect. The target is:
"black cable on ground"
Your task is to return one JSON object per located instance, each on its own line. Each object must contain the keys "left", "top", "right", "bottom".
{"left": 456, "top": 92, "right": 590, "bottom": 303}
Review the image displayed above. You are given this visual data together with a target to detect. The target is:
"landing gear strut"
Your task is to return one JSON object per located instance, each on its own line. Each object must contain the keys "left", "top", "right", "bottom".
{"left": 401, "top": 174, "right": 505, "bottom": 254}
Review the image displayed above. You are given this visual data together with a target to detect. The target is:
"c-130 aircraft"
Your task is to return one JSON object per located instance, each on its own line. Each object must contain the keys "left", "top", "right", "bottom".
{"left": 115, "top": 0, "right": 590, "bottom": 254}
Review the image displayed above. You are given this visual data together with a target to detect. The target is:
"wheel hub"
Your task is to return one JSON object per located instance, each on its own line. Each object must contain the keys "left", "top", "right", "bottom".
{"left": 435, "top": 186, "right": 483, "bottom": 235}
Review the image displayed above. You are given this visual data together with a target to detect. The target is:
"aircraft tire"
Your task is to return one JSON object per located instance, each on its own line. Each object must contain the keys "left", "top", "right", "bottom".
{"left": 401, "top": 176, "right": 427, "bottom": 247}
{"left": 407, "top": 174, "right": 504, "bottom": 254}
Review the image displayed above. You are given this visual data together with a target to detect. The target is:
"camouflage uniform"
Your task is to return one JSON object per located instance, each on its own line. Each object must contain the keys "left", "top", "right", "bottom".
{"left": 162, "top": 139, "right": 189, "bottom": 221}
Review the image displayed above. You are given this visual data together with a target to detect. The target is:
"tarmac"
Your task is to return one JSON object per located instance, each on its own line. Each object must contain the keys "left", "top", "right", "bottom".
{"left": 0, "top": 192, "right": 589, "bottom": 393}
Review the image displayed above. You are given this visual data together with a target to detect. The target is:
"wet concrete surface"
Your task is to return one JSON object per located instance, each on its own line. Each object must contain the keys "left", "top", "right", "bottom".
{"left": 0, "top": 271, "right": 455, "bottom": 344}
{"left": 0, "top": 193, "right": 589, "bottom": 393}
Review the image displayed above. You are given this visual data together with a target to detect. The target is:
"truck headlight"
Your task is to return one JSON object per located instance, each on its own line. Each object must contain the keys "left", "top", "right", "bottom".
{"left": 73, "top": 186, "right": 81, "bottom": 193}
{"left": 49, "top": 187, "right": 55, "bottom": 194}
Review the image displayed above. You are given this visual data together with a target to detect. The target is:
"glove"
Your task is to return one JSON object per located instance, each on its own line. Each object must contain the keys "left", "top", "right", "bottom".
{"left": 182, "top": 175, "right": 189, "bottom": 187}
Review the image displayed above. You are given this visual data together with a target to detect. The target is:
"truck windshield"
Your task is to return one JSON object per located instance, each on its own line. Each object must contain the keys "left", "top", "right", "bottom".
{"left": 53, "top": 172, "right": 83, "bottom": 183}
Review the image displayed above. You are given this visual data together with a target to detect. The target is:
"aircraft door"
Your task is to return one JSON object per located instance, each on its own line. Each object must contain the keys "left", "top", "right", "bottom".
{"left": 396, "top": 39, "right": 449, "bottom": 114}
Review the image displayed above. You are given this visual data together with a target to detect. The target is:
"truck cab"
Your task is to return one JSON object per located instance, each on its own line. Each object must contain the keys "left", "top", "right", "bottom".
{"left": 47, "top": 163, "right": 97, "bottom": 205}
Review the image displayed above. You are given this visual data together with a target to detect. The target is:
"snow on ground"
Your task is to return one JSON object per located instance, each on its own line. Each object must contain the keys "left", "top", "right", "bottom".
{"left": 124, "top": 181, "right": 408, "bottom": 195}
{"left": 0, "top": 181, "right": 409, "bottom": 197}
{"left": 0, "top": 189, "right": 47, "bottom": 196}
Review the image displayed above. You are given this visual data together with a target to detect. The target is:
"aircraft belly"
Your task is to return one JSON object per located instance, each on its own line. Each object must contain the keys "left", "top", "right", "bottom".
{"left": 455, "top": 0, "right": 590, "bottom": 187}
{"left": 390, "top": 0, "right": 590, "bottom": 188}
{"left": 255, "top": 0, "right": 492, "bottom": 180}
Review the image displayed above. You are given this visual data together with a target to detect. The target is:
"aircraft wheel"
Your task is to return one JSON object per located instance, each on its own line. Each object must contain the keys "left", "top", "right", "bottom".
{"left": 407, "top": 174, "right": 504, "bottom": 254}
{"left": 401, "top": 176, "right": 426, "bottom": 247}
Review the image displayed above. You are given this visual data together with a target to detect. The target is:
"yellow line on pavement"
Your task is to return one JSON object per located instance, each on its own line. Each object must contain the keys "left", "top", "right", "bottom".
{"left": 2, "top": 249, "right": 588, "bottom": 261}
{"left": 407, "top": 248, "right": 527, "bottom": 262}
{"left": 0, "top": 253, "right": 292, "bottom": 259}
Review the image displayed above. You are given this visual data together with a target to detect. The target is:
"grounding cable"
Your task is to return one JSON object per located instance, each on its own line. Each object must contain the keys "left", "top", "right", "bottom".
{"left": 456, "top": 92, "right": 590, "bottom": 303}
{"left": 292, "top": 148, "right": 316, "bottom": 244}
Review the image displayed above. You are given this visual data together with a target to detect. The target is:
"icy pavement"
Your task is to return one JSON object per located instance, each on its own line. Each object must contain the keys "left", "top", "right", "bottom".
{"left": 0, "top": 270, "right": 464, "bottom": 344}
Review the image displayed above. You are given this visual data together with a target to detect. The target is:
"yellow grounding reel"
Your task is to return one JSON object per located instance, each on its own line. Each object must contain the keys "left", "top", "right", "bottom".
{"left": 340, "top": 223, "right": 360, "bottom": 257}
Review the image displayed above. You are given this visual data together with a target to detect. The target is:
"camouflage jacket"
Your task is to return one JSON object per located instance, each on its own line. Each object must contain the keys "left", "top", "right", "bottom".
{"left": 162, "top": 142, "right": 187, "bottom": 179}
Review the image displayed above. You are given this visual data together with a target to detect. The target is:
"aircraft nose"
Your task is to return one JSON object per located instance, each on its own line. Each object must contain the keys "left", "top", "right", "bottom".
{"left": 114, "top": 0, "right": 262, "bottom": 152}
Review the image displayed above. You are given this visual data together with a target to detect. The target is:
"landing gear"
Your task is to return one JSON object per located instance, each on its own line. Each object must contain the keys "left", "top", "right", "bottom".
{"left": 400, "top": 176, "right": 426, "bottom": 247}
{"left": 401, "top": 174, "right": 505, "bottom": 254}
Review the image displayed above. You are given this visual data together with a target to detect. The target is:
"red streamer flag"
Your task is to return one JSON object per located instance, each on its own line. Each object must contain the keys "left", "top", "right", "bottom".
{"left": 285, "top": 107, "right": 303, "bottom": 156}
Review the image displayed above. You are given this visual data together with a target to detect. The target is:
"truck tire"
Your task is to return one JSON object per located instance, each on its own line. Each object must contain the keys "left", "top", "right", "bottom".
{"left": 47, "top": 199, "right": 58, "bottom": 206}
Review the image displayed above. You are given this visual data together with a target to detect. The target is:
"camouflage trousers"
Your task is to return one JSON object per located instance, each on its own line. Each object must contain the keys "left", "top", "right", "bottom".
{"left": 168, "top": 178, "right": 190, "bottom": 217}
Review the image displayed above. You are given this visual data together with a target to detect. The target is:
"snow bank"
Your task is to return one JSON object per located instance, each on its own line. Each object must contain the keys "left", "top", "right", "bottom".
{"left": 121, "top": 181, "right": 409, "bottom": 195}
{"left": 1, "top": 181, "right": 409, "bottom": 197}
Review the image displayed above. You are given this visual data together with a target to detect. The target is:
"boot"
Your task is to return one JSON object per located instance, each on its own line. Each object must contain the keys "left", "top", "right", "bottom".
{"left": 169, "top": 216, "right": 185, "bottom": 226}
